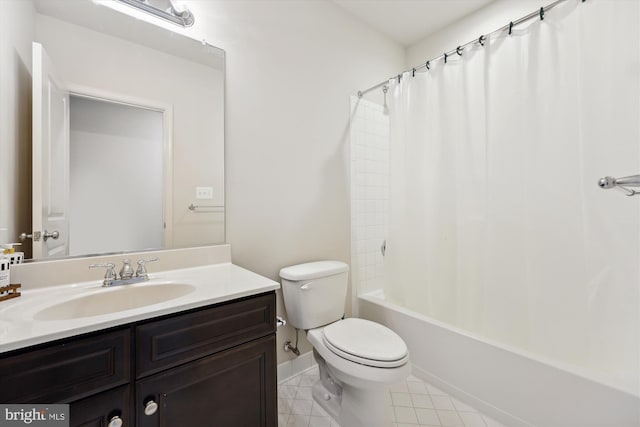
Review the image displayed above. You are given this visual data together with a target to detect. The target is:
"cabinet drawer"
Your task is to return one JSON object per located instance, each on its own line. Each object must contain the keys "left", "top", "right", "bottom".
{"left": 69, "top": 385, "right": 131, "bottom": 427}
{"left": 0, "top": 328, "right": 130, "bottom": 403}
{"left": 136, "top": 292, "right": 275, "bottom": 378}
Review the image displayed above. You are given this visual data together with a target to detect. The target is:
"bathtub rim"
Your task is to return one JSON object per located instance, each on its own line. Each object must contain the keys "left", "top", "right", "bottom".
{"left": 358, "top": 290, "right": 640, "bottom": 399}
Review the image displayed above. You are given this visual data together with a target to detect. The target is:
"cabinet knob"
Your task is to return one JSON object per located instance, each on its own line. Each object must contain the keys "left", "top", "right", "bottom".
{"left": 108, "top": 415, "right": 123, "bottom": 427}
{"left": 144, "top": 400, "right": 158, "bottom": 416}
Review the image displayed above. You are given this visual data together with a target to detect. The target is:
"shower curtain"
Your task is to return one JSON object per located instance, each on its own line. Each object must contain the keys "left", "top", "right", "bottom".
{"left": 384, "top": 0, "right": 639, "bottom": 394}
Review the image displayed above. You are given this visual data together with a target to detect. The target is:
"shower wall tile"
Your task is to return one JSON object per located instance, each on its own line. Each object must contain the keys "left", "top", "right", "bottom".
{"left": 350, "top": 96, "right": 389, "bottom": 297}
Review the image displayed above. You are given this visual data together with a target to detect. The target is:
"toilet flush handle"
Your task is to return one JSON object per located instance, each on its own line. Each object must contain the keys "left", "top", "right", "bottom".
{"left": 300, "top": 282, "right": 312, "bottom": 290}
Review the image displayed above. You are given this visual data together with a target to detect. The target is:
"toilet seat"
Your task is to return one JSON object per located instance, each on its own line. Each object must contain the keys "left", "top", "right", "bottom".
{"left": 322, "top": 318, "right": 409, "bottom": 368}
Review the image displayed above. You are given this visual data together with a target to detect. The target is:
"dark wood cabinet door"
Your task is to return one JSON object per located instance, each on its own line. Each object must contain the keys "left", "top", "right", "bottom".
{"left": 136, "top": 335, "right": 276, "bottom": 427}
{"left": 69, "top": 385, "right": 132, "bottom": 427}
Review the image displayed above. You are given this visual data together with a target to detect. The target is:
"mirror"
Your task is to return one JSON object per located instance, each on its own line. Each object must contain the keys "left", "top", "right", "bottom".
{"left": 0, "top": 0, "right": 225, "bottom": 261}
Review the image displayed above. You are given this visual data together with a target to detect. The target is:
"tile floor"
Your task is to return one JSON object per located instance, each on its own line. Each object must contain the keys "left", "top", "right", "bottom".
{"left": 278, "top": 366, "right": 507, "bottom": 427}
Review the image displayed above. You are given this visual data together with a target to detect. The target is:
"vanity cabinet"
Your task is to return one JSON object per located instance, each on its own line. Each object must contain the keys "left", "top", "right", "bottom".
{"left": 69, "top": 385, "right": 132, "bottom": 427}
{"left": 0, "top": 291, "right": 276, "bottom": 427}
{"left": 135, "top": 292, "right": 276, "bottom": 426}
{"left": 137, "top": 336, "right": 275, "bottom": 427}
{"left": 0, "top": 328, "right": 132, "bottom": 426}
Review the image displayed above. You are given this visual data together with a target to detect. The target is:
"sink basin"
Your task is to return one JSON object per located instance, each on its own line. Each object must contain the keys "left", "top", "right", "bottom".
{"left": 34, "top": 283, "right": 196, "bottom": 321}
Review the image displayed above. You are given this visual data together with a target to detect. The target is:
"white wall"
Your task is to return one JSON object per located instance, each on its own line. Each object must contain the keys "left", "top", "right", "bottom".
{"left": 174, "top": 1, "right": 404, "bottom": 362}
{"left": 69, "top": 97, "right": 164, "bottom": 255}
{"left": 0, "top": 0, "right": 34, "bottom": 257}
{"left": 407, "top": 0, "right": 543, "bottom": 67}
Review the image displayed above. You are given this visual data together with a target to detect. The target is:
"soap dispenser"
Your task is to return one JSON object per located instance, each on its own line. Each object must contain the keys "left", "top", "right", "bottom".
{"left": 0, "top": 229, "right": 11, "bottom": 286}
{"left": 2, "top": 243, "right": 24, "bottom": 266}
{"left": 0, "top": 255, "right": 8, "bottom": 287}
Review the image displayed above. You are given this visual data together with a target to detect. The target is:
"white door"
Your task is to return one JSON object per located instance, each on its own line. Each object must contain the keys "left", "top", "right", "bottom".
{"left": 32, "top": 42, "right": 69, "bottom": 259}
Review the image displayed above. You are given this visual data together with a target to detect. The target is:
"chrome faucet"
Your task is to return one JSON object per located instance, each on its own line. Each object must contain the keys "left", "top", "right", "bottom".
{"left": 119, "top": 259, "right": 134, "bottom": 279}
{"left": 136, "top": 257, "right": 159, "bottom": 280}
{"left": 89, "top": 262, "right": 118, "bottom": 287}
{"left": 90, "top": 257, "right": 159, "bottom": 287}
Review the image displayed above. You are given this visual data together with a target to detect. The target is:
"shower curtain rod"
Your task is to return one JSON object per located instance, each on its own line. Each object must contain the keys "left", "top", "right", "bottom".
{"left": 357, "top": 0, "right": 576, "bottom": 98}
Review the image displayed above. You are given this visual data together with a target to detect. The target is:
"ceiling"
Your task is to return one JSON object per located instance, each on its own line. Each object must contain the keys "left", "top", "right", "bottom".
{"left": 332, "top": 0, "right": 495, "bottom": 46}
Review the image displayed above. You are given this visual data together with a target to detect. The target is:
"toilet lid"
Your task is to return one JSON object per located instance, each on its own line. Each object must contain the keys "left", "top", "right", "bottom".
{"left": 322, "top": 318, "right": 408, "bottom": 368}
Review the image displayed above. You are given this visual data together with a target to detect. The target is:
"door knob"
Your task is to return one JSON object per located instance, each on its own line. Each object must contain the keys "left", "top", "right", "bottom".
{"left": 19, "top": 231, "right": 41, "bottom": 242}
{"left": 42, "top": 230, "right": 59, "bottom": 241}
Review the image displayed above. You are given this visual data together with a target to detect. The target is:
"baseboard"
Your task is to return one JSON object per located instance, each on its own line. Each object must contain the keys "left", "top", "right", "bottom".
{"left": 411, "top": 365, "right": 532, "bottom": 427}
{"left": 277, "top": 351, "right": 316, "bottom": 384}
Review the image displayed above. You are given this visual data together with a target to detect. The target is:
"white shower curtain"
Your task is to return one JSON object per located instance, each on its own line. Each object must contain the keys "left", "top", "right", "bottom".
{"left": 385, "top": 0, "right": 639, "bottom": 394}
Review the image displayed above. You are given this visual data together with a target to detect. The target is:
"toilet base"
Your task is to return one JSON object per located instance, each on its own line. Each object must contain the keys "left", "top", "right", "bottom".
{"left": 313, "top": 350, "right": 393, "bottom": 427}
{"left": 312, "top": 381, "right": 340, "bottom": 421}
{"left": 340, "top": 384, "right": 393, "bottom": 427}
{"left": 312, "top": 381, "right": 393, "bottom": 427}
{"left": 312, "top": 349, "right": 342, "bottom": 420}
{"left": 312, "top": 379, "right": 393, "bottom": 427}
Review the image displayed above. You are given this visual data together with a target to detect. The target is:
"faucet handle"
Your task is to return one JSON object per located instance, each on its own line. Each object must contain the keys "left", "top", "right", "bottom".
{"left": 89, "top": 262, "right": 117, "bottom": 286}
{"left": 136, "top": 257, "right": 159, "bottom": 279}
{"left": 119, "top": 259, "right": 134, "bottom": 279}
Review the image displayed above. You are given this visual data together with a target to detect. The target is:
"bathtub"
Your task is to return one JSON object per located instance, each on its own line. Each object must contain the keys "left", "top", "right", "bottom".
{"left": 358, "top": 292, "right": 640, "bottom": 427}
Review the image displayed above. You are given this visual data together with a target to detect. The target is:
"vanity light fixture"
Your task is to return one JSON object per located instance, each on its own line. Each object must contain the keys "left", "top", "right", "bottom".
{"left": 115, "top": 0, "right": 194, "bottom": 27}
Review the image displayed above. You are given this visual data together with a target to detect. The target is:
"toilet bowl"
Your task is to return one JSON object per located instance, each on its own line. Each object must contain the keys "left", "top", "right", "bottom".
{"left": 280, "top": 261, "right": 410, "bottom": 427}
{"left": 307, "top": 318, "right": 411, "bottom": 426}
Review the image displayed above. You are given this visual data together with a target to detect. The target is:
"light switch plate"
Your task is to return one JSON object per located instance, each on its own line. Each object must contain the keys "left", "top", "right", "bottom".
{"left": 196, "top": 186, "right": 213, "bottom": 199}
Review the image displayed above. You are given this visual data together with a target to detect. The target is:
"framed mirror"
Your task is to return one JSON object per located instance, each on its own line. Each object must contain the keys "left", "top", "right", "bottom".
{"left": 0, "top": 0, "right": 225, "bottom": 261}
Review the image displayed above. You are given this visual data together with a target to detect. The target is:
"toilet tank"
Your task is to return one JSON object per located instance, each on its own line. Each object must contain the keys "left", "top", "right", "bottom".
{"left": 280, "top": 261, "right": 349, "bottom": 330}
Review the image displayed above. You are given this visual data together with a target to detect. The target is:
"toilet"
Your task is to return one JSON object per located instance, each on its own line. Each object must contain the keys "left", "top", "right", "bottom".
{"left": 280, "top": 261, "right": 410, "bottom": 427}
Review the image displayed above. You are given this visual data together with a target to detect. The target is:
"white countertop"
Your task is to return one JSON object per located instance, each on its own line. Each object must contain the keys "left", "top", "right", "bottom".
{"left": 0, "top": 262, "right": 279, "bottom": 353}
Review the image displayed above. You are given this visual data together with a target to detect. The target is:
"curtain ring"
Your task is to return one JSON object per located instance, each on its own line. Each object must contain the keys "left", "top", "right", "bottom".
{"left": 425, "top": 61, "right": 430, "bottom": 70}
{"left": 397, "top": 74, "right": 402, "bottom": 83}
{"left": 479, "top": 35, "right": 485, "bottom": 46}
{"left": 456, "top": 46, "right": 463, "bottom": 56}
{"left": 509, "top": 21, "right": 513, "bottom": 35}
{"left": 539, "top": 7, "right": 544, "bottom": 20}
{"left": 412, "top": 68, "right": 415, "bottom": 77}
{"left": 444, "top": 52, "right": 448, "bottom": 64}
